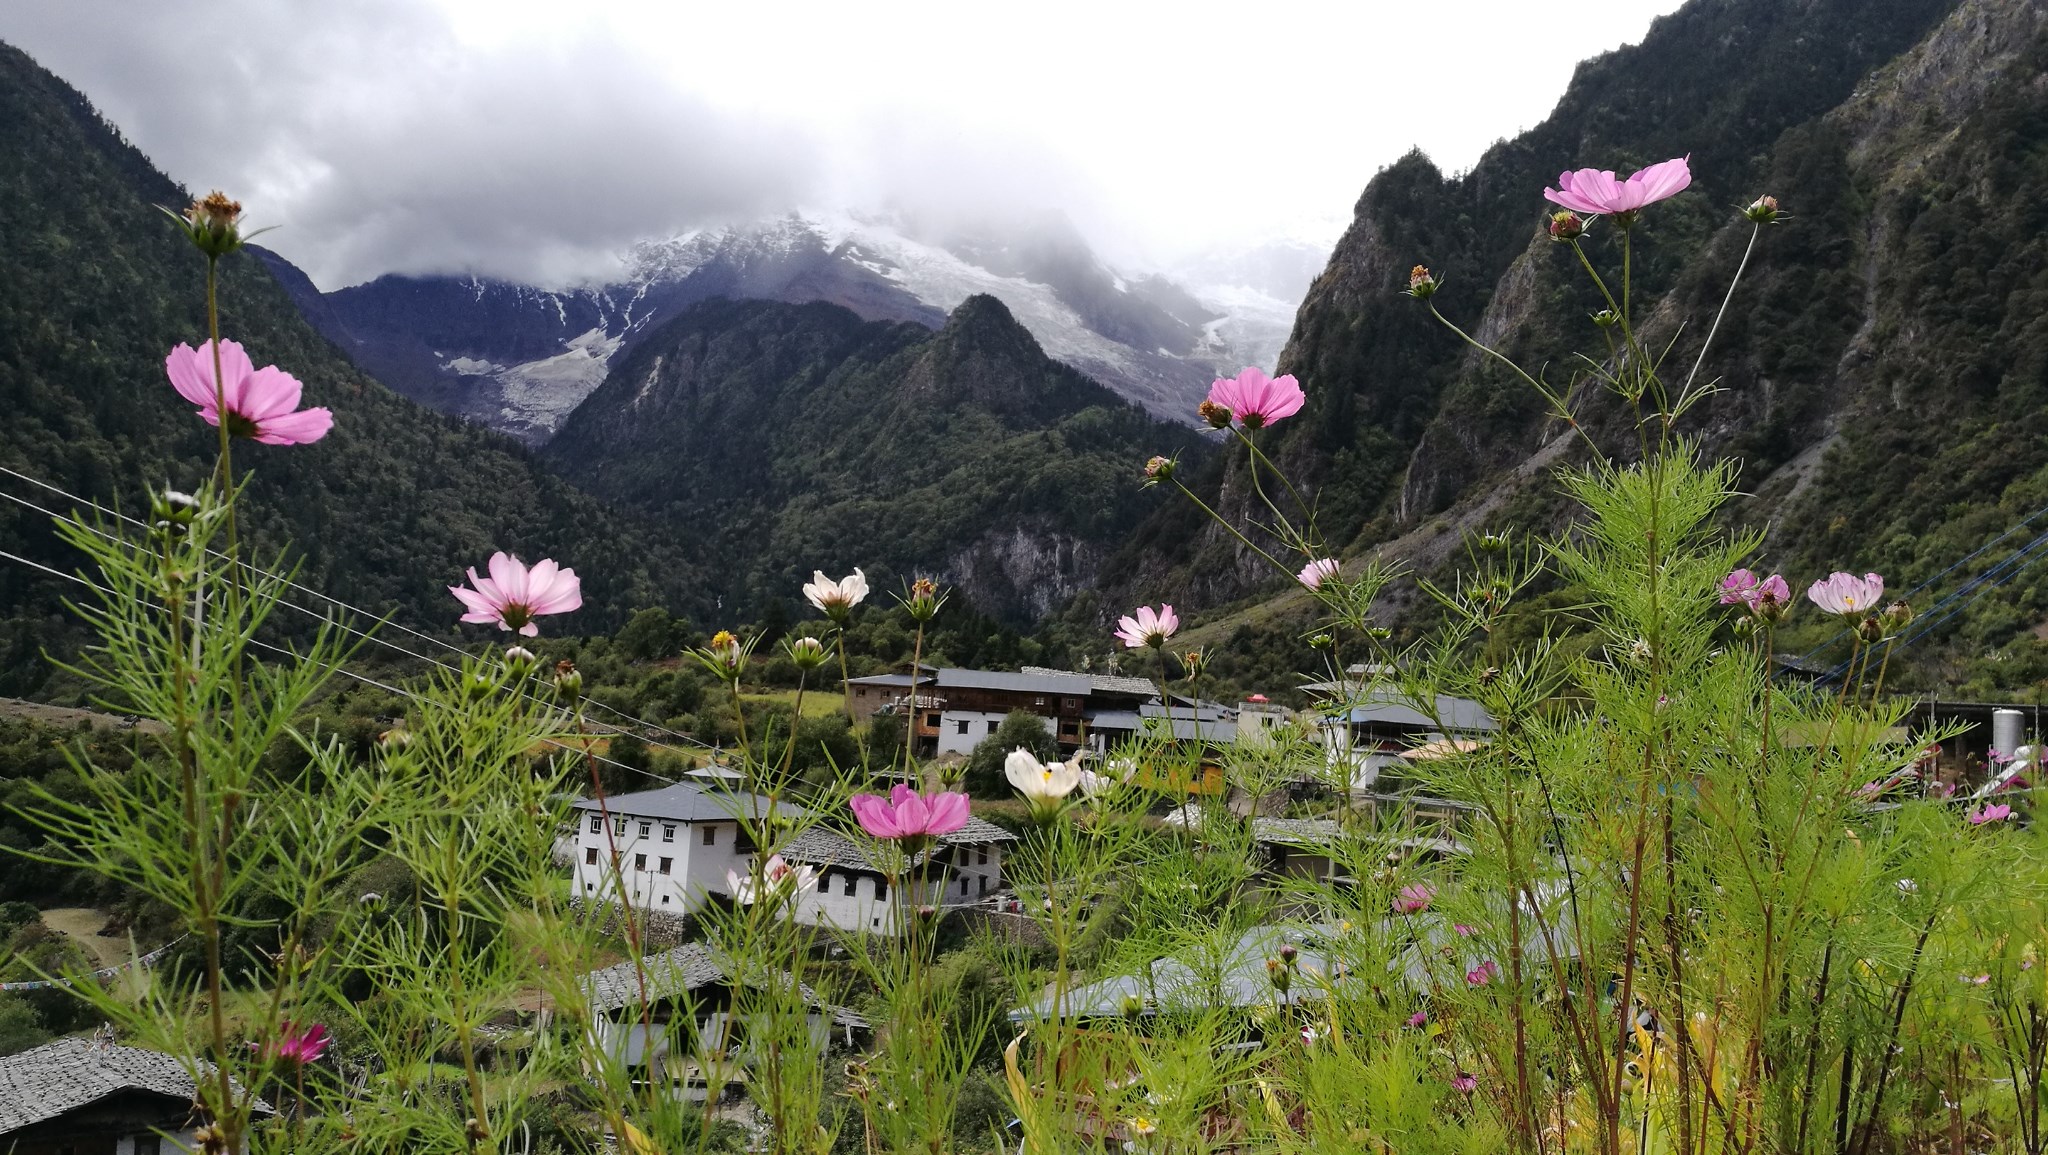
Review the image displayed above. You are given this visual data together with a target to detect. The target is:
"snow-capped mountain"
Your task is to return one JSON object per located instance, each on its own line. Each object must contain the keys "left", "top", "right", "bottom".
{"left": 261, "top": 212, "right": 1314, "bottom": 443}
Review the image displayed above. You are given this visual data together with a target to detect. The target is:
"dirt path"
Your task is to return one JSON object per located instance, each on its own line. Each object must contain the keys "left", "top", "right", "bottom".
{"left": 38, "top": 907, "right": 131, "bottom": 967}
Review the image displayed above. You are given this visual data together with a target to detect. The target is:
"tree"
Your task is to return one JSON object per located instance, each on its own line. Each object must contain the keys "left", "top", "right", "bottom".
{"left": 614, "top": 607, "right": 679, "bottom": 662}
{"left": 963, "top": 711, "right": 1057, "bottom": 797}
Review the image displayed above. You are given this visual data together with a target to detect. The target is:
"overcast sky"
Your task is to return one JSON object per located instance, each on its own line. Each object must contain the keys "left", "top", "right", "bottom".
{"left": 7, "top": 1, "right": 1687, "bottom": 290}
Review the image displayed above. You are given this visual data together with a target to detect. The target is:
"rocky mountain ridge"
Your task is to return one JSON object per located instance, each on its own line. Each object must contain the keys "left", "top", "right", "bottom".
{"left": 267, "top": 211, "right": 1312, "bottom": 443}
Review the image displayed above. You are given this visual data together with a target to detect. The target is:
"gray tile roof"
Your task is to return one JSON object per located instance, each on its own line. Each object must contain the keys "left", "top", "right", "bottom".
{"left": 778, "top": 818, "right": 1014, "bottom": 872}
{"left": 0, "top": 1036, "right": 272, "bottom": 1134}
{"left": 580, "top": 944, "right": 728, "bottom": 1014}
{"left": 571, "top": 781, "right": 809, "bottom": 823}
{"left": 1086, "top": 711, "right": 1239, "bottom": 743}
{"left": 1305, "top": 687, "right": 1497, "bottom": 732}
{"left": 580, "top": 944, "right": 866, "bottom": 1028}
{"left": 1021, "top": 667, "right": 1158, "bottom": 699}
{"left": 934, "top": 668, "right": 1093, "bottom": 696}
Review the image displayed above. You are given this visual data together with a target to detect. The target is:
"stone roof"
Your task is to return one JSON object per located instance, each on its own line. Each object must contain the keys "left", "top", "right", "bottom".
{"left": 0, "top": 1036, "right": 272, "bottom": 1135}
{"left": 580, "top": 944, "right": 729, "bottom": 1014}
{"left": 933, "top": 668, "right": 1093, "bottom": 696}
{"left": 779, "top": 818, "right": 1014, "bottom": 872}
{"left": 571, "top": 781, "right": 808, "bottom": 823}
{"left": 1021, "top": 667, "right": 1158, "bottom": 699}
{"left": 580, "top": 944, "right": 866, "bottom": 1027}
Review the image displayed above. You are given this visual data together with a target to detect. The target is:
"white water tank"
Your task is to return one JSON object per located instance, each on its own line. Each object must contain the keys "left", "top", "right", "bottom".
{"left": 1992, "top": 708, "right": 2025, "bottom": 760}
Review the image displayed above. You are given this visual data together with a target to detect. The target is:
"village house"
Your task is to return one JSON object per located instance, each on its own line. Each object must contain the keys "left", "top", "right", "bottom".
{"left": 1302, "top": 671, "right": 1497, "bottom": 796}
{"left": 578, "top": 944, "right": 866, "bottom": 1100}
{"left": 777, "top": 817, "right": 1016, "bottom": 934}
{"left": 846, "top": 666, "right": 1158, "bottom": 757}
{"left": 0, "top": 1034, "right": 272, "bottom": 1154}
{"left": 570, "top": 781, "right": 806, "bottom": 914}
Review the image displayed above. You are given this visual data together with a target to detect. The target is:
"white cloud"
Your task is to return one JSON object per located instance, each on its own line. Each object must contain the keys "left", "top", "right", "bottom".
{"left": 4, "top": 0, "right": 1686, "bottom": 288}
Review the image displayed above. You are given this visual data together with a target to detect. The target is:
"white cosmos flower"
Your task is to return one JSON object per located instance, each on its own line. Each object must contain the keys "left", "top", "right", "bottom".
{"left": 803, "top": 568, "right": 869, "bottom": 617}
{"left": 1005, "top": 748, "right": 1082, "bottom": 820}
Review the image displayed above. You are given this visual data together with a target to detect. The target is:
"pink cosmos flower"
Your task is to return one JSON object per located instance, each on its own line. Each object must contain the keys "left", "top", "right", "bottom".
{"left": 1406, "top": 1009, "right": 1428, "bottom": 1028}
{"left": 1969, "top": 803, "right": 2013, "bottom": 826}
{"left": 1543, "top": 157, "right": 1692, "bottom": 217}
{"left": 1720, "top": 569, "right": 1793, "bottom": 617}
{"left": 1206, "top": 367, "right": 1305, "bottom": 430}
{"left": 1807, "top": 572, "right": 1885, "bottom": 617}
{"left": 1394, "top": 883, "right": 1434, "bottom": 914}
{"left": 1453, "top": 923, "right": 1475, "bottom": 937}
{"left": 449, "top": 551, "right": 583, "bottom": 637}
{"left": 1298, "top": 558, "right": 1340, "bottom": 590}
{"left": 166, "top": 339, "right": 333, "bottom": 445}
{"left": 1450, "top": 1073, "right": 1478, "bottom": 1093}
{"left": 1115, "top": 604, "right": 1179, "bottom": 649}
{"left": 258, "top": 1022, "right": 329, "bottom": 1066}
{"left": 849, "top": 784, "right": 970, "bottom": 842}
{"left": 1466, "top": 960, "right": 1498, "bottom": 987}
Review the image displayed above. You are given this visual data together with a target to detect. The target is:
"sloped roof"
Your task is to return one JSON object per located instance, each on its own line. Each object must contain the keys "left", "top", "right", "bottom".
{"left": 1301, "top": 686, "right": 1496, "bottom": 732}
{"left": 934, "top": 669, "right": 1092, "bottom": 696}
{"left": 571, "top": 781, "right": 808, "bottom": 823}
{"left": 779, "top": 818, "right": 1015, "bottom": 872}
{"left": 1021, "top": 667, "right": 1158, "bottom": 699}
{"left": 0, "top": 1036, "right": 273, "bottom": 1134}
{"left": 580, "top": 944, "right": 866, "bottom": 1027}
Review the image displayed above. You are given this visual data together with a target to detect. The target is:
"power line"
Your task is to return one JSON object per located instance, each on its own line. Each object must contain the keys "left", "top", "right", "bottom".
{"left": 0, "top": 465, "right": 725, "bottom": 762}
{"left": 1800, "top": 496, "right": 2048, "bottom": 663}
{"left": 0, "top": 543, "right": 684, "bottom": 787}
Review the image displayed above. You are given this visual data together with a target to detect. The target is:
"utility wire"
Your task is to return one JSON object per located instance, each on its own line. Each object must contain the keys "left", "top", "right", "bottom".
{"left": 0, "top": 543, "right": 686, "bottom": 786}
{"left": 1800, "top": 496, "right": 2048, "bottom": 663}
{"left": 0, "top": 465, "right": 727, "bottom": 762}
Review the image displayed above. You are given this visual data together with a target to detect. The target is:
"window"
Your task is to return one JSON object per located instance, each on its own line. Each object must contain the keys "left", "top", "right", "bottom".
{"left": 1065, "top": 698, "right": 1080, "bottom": 710}
{"left": 960, "top": 875, "right": 969, "bottom": 893}
{"left": 987, "top": 720, "right": 999, "bottom": 733}
{"left": 614, "top": 816, "right": 627, "bottom": 836}
{"left": 639, "top": 821, "right": 652, "bottom": 839}
{"left": 136, "top": 1137, "right": 163, "bottom": 1155}
{"left": 585, "top": 848, "right": 599, "bottom": 866}
{"left": 703, "top": 825, "right": 717, "bottom": 847}
{"left": 1034, "top": 696, "right": 1046, "bottom": 706}
{"left": 659, "top": 857, "right": 673, "bottom": 875}
{"left": 589, "top": 814, "right": 602, "bottom": 834}
{"left": 843, "top": 874, "right": 857, "bottom": 897}
{"left": 585, "top": 883, "right": 593, "bottom": 892}
{"left": 876, "top": 880, "right": 887, "bottom": 901}
{"left": 663, "top": 823, "right": 676, "bottom": 842}
{"left": 1060, "top": 721, "right": 1078, "bottom": 735}
{"left": 975, "top": 846, "right": 987, "bottom": 866}
{"left": 926, "top": 713, "right": 940, "bottom": 727}
{"left": 634, "top": 854, "right": 647, "bottom": 871}
{"left": 956, "top": 719, "right": 970, "bottom": 735}
{"left": 662, "top": 895, "right": 670, "bottom": 904}
{"left": 857, "top": 687, "right": 869, "bottom": 698}
{"left": 979, "top": 875, "right": 989, "bottom": 895}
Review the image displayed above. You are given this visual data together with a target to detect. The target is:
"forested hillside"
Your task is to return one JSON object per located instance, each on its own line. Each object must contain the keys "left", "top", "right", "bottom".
{"left": 0, "top": 42, "right": 716, "bottom": 694}
{"left": 544, "top": 295, "right": 1207, "bottom": 621}
{"left": 1102, "top": 0, "right": 2048, "bottom": 696}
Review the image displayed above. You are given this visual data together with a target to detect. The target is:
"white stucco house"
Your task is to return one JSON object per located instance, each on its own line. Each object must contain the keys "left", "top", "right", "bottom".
{"left": 570, "top": 781, "right": 805, "bottom": 914}
{"left": 778, "top": 817, "right": 1016, "bottom": 935}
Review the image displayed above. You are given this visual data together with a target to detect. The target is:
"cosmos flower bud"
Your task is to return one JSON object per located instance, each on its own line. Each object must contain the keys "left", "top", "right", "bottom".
{"left": 1309, "top": 633, "right": 1333, "bottom": 649}
{"left": 553, "top": 659, "right": 584, "bottom": 699}
{"left": 1883, "top": 601, "right": 1914, "bottom": 633}
{"left": 1197, "top": 399, "right": 1233, "bottom": 429}
{"left": 1743, "top": 194, "right": 1781, "bottom": 223}
{"left": 901, "top": 578, "right": 946, "bottom": 623}
{"left": 168, "top": 191, "right": 247, "bottom": 259}
{"left": 1548, "top": 211, "right": 1585, "bottom": 241}
{"left": 698, "top": 631, "right": 748, "bottom": 682}
{"left": 1406, "top": 265, "right": 1439, "bottom": 299}
{"left": 150, "top": 485, "right": 202, "bottom": 540}
{"left": 1278, "top": 943, "right": 1299, "bottom": 967}
{"left": 1120, "top": 994, "right": 1146, "bottom": 1019}
{"left": 786, "top": 634, "right": 830, "bottom": 672}
{"left": 502, "top": 645, "right": 538, "bottom": 678}
{"left": 1592, "top": 309, "right": 1621, "bottom": 328}
{"left": 1266, "top": 956, "right": 1292, "bottom": 994}
{"left": 376, "top": 727, "right": 412, "bottom": 753}
{"left": 1857, "top": 615, "right": 1885, "bottom": 643}
{"left": 465, "top": 1118, "right": 489, "bottom": 1144}
{"left": 1142, "top": 455, "right": 1176, "bottom": 484}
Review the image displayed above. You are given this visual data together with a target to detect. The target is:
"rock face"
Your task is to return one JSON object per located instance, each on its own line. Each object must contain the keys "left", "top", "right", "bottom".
{"left": 541, "top": 295, "right": 1208, "bottom": 622}
{"left": 268, "top": 212, "right": 1309, "bottom": 442}
{"left": 1101, "top": 0, "right": 1977, "bottom": 619}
